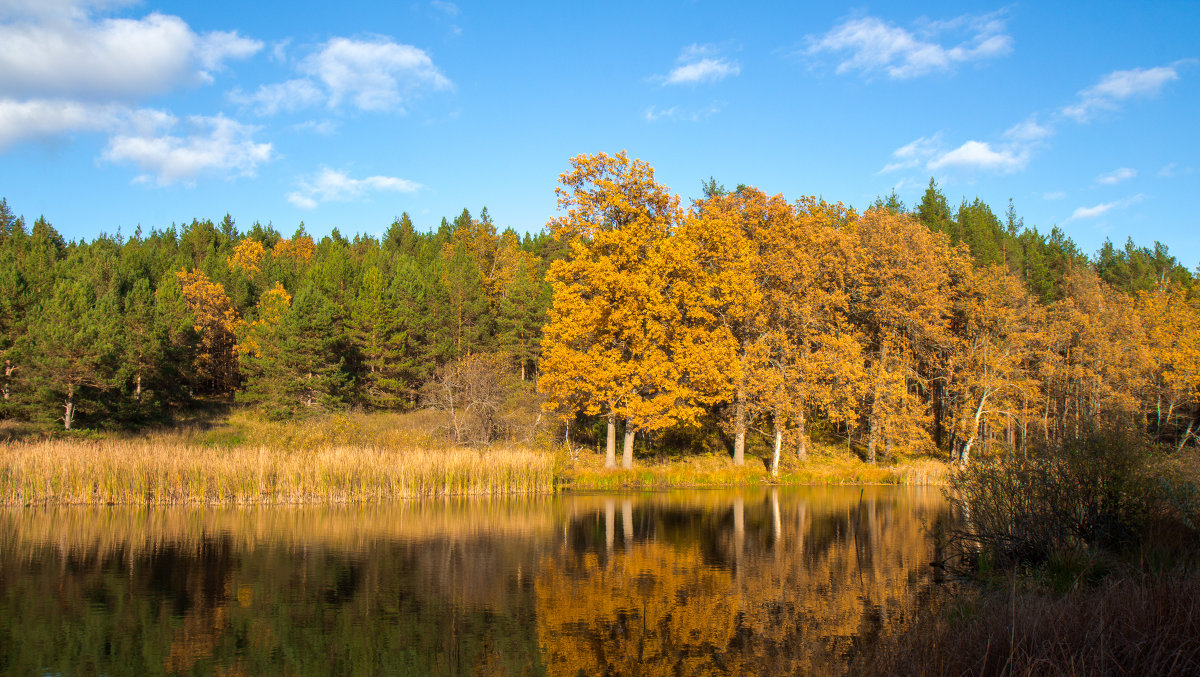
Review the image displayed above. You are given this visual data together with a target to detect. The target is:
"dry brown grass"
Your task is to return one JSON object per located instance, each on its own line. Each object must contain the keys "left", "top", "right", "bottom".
{"left": 857, "top": 572, "right": 1200, "bottom": 676}
{"left": 564, "top": 445, "right": 950, "bottom": 490}
{"left": 0, "top": 436, "right": 554, "bottom": 505}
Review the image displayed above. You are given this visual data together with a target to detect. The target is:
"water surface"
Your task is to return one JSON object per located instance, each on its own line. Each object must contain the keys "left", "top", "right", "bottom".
{"left": 0, "top": 487, "right": 947, "bottom": 675}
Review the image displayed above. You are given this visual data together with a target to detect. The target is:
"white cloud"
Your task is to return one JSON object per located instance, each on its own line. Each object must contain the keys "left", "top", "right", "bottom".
{"left": 0, "top": 98, "right": 122, "bottom": 148}
{"left": 102, "top": 115, "right": 272, "bottom": 185}
{"left": 880, "top": 134, "right": 942, "bottom": 172}
{"left": 644, "top": 102, "right": 723, "bottom": 122}
{"left": 1097, "top": 167, "right": 1136, "bottom": 185}
{"left": 430, "top": 1, "right": 459, "bottom": 17}
{"left": 230, "top": 79, "right": 324, "bottom": 116}
{"left": 1067, "top": 193, "right": 1144, "bottom": 221}
{"left": 288, "top": 167, "right": 422, "bottom": 208}
{"left": 0, "top": 8, "right": 260, "bottom": 100}
{"left": 196, "top": 30, "right": 263, "bottom": 73}
{"left": 659, "top": 44, "right": 740, "bottom": 86}
{"left": 302, "top": 37, "right": 452, "bottom": 112}
{"left": 242, "top": 37, "right": 453, "bottom": 115}
{"left": 1043, "top": 191, "right": 1066, "bottom": 200}
{"left": 805, "top": 11, "right": 1011, "bottom": 79}
{"left": 928, "top": 140, "right": 1027, "bottom": 172}
{"left": 1003, "top": 116, "right": 1053, "bottom": 143}
{"left": 1062, "top": 63, "right": 1186, "bottom": 121}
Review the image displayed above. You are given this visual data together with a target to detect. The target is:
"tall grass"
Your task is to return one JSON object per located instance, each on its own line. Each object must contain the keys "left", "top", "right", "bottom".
{"left": 858, "top": 572, "right": 1200, "bottom": 676}
{"left": 564, "top": 448, "right": 949, "bottom": 490}
{"left": 0, "top": 437, "right": 555, "bottom": 505}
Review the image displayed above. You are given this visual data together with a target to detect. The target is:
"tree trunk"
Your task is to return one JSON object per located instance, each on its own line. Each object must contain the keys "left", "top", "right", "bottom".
{"left": 622, "top": 423, "right": 635, "bottom": 470}
{"left": 796, "top": 410, "right": 808, "bottom": 462}
{"left": 867, "top": 342, "right": 886, "bottom": 464}
{"left": 770, "top": 415, "right": 783, "bottom": 478}
{"left": 733, "top": 384, "right": 746, "bottom": 466}
{"left": 605, "top": 412, "right": 616, "bottom": 469}
{"left": 64, "top": 383, "right": 75, "bottom": 431}
{"left": 135, "top": 372, "right": 143, "bottom": 404}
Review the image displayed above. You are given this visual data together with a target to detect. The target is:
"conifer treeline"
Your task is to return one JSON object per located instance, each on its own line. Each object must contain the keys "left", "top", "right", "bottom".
{"left": 540, "top": 153, "right": 1199, "bottom": 470}
{"left": 1, "top": 153, "right": 1196, "bottom": 457}
{"left": 0, "top": 200, "right": 556, "bottom": 428}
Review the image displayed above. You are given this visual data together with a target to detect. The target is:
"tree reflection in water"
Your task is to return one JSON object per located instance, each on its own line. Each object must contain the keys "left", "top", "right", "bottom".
{"left": 0, "top": 488, "right": 946, "bottom": 676}
{"left": 536, "top": 488, "right": 948, "bottom": 676}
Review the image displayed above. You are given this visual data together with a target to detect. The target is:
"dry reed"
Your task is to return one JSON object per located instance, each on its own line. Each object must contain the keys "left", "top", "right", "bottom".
{"left": 0, "top": 437, "right": 555, "bottom": 505}
{"left": 858, "top": 572, "right": 1200, "bottom": 676}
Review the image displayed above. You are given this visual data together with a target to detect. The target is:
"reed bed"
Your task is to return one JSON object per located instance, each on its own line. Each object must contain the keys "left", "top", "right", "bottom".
{"left": 565, "top": 449, "right": 950, "bottom": 490}
{"left": 858, "top": 572, "right": 1200, "bottom": 676}
{"left": 0, "top": 437, "right": 555, "bottom": 505}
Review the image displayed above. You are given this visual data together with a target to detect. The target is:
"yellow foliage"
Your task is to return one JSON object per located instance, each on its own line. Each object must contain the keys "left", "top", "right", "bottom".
{"left": 227, "top": 239, "right": 265, "bottom": 274}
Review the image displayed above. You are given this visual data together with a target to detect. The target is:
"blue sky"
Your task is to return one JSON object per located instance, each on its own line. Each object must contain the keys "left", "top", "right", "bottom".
{"left": 1, "top": 1, "right": 1197, "bottom": 267}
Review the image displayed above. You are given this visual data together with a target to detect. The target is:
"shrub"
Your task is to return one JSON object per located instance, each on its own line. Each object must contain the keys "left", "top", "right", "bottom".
{"left": 947, "top": 429, "right": 1159, "bottom": 567}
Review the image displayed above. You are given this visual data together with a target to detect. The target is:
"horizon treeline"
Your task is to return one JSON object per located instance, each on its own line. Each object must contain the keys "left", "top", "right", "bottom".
{"left": 0, "top": 154, "right": 1197, "bottom": 460}
{"left": 539, "top": 153, "right": 1198, "bottom": 470}
{"left": 0, "top": 199, "right": 558, "bottom": 429}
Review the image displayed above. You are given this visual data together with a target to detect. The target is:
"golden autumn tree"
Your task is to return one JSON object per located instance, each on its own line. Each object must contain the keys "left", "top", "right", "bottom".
{"left": 1139, "top": 283, "right": 1200, "bottom": 448}
{"left": 849, "top": 209, "right": 962, "bottom": 462}
{"left": 540, "top": 151, "right": 721, "bottom": 469}
{"left": 679, "top": 189, "right": 859, "bottom": 472}
{"left": 227, "top": 238, "right": 265, "bottom": 275}
{"left": 947, "top": 265, "right": 1044, "bottom": 464}
{"left": 175, "top": 269, "right": 239, "bottom": 394}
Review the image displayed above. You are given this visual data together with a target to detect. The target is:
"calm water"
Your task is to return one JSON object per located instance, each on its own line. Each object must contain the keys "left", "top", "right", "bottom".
{"left": 0, "top": 487, "right": 948, "bottom": 676}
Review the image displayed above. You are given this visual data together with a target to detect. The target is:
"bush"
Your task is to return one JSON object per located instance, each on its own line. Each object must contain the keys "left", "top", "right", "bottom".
{"left": 948, "top": 429, "right": 1159, "bottom": 567}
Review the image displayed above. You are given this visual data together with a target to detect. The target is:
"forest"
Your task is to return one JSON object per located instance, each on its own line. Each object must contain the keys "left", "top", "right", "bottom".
{"left": 0, "top": 151, "right": 1197, "bottom": 474}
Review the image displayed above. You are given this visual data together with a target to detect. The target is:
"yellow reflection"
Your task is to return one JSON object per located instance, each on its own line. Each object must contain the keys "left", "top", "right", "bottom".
{"left": 537, "top": 487, "right": 945, "bottom": 675}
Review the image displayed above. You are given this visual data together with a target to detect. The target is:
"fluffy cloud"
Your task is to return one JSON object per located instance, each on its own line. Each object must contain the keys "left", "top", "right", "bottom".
{"left": 882, "top": 133, "right": 1029, "bottom": 174}
{"left": 288, "top": 167, "right": 422, "bottom": 208}
{"left": 304, "top": 37, "right": 451, "bottom": 111}
{"left": 0, "top": 7, "right": 260, "bottom": 100}
{"left": 660, "top": 44, "right": 740, "bottom": 85}
{"left": 1097, "top": 167, "right": 1137, "bottom": 185}
{"left": 1062, "top": 63, "right": 1186, "bottom": 121}
{"left": 230, "top": 79, "right": 324, "bottom": 116}
{"left": 237, "top": 37, "right": 452, "bottom": 114}
{"left": 806, "top": 11, "right": 1011, "bottom": 79}
{"left": 102, "top": 115, "right": 272, "bottom": 185}
{"left": 928, "top": 140, "right": 1027, "bottom": 172}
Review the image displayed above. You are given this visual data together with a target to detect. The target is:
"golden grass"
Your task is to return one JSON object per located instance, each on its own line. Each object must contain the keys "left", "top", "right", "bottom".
{"left": 0, "top": 437, "right": 555, "bottom": 505}
{"left": 563, "top": 447, "right": 950, "bottom": 490}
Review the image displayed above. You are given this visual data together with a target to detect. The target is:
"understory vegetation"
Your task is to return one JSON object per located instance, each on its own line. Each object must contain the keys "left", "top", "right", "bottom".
{"left": 855, "top": 430, "right": 1200, "bottom": 676}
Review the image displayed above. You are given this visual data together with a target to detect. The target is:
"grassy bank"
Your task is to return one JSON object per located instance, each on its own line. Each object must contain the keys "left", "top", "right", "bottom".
{"left": 0, "top": 411, "right": 955, "bottom": 504}
{"left": 0, "top": 411, "right": 555, "bottom": 505}
{"left": 563, "top": 448, "right": 949, "bottom": 490}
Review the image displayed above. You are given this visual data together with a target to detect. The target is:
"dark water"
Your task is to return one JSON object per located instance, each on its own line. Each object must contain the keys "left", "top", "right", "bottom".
{"left": 0, "top": 487, "right": 948, "bottom": 676}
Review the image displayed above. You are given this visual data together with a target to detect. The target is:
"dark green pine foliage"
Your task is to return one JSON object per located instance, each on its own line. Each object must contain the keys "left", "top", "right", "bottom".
{"left": 916, "top": 178, "right": 955, "bottom": 242}
{"left": 1019, "top": 227, "right": 1087, "bottom": 303}
{"left": 349, "top": 266, "right": 413, "bottom": 409}
{"left": 120, "top": 278, "right": 164, "bottom": 413}
{"left": 497, "top": 256, "right": 549, "bottom": 380}
{"left": 239, "top": 282, "right": 348, "bottom": 418}
{"left": 428, "top": 239, "right": 491, "bottom": 362}
{"left": 1095, "top": 237, "right": 1192, "bottom": 295}
{"left": 25, "top": 274, "right": 122, "bottom": 429}
{"left": 955, "top": 197, "right": 1007, "bottom": 267}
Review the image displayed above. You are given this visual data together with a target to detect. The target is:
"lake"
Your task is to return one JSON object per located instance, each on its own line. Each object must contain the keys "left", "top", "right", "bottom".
{"left": 0, "top": 486, "right": 949, "bottom": 675}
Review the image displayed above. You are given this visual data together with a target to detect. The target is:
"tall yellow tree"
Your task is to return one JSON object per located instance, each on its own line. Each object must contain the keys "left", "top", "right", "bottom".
{"left": 540, "top": 152, "right": 724, "bottom": 469}
{"left": 1138, "top": 282, "right": 1200, "bottom": 448}
{"left": 849, "top": 209, "right": 960, "bottom": 462}
{"left": 948, "top": 265, "right": 1043, "bottom": 464}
